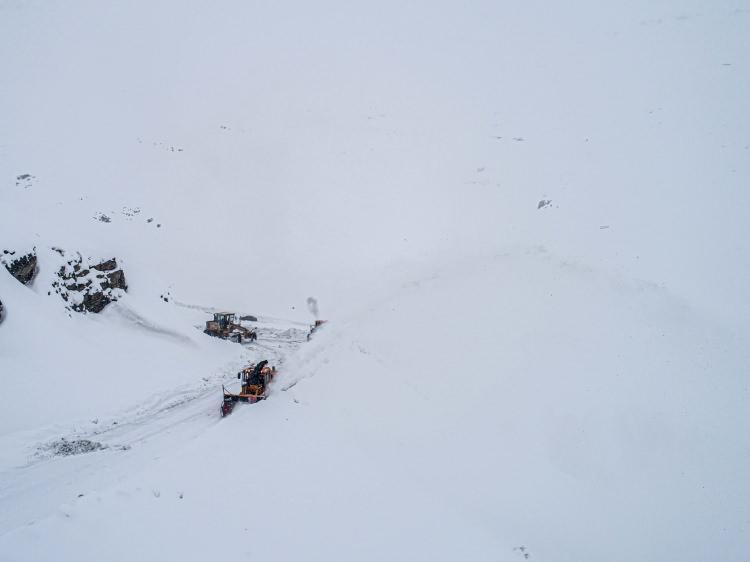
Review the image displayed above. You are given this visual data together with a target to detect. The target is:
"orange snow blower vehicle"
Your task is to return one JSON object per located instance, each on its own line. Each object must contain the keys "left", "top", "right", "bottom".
{"left": 221, "top": 360, "right": 276, "bottom": 417}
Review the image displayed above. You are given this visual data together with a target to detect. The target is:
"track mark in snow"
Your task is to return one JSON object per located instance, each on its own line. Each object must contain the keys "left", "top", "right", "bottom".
{"left": 21, "top": 318, "right": 311, "bottom": 468}
{"left": 110, "top": 304, "right": 195, "bottom": 345}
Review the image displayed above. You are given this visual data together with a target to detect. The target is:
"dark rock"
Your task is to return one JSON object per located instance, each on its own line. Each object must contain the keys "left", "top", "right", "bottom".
{"left": 92, "top": 259, "right": 117, "bottom": 272}
{"left": 15, "top": 174, "right": 35, "bottom": 188}
{"left": 106, "top": 269, "right": 127, "bottom": 290}
{"left": 77, "top": 291, "right": 111, "bottom": 313}
{"left": 53, "top": 251, "right": 127, "bottom": 313}
{"left": 537, "top": 199, "right": 552, "bottom": 210}
{"left": 3, "top": 252, "right": 37, "bottom": 285}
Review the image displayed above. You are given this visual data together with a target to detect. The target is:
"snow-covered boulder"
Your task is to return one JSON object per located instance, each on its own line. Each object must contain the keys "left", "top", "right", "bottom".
{"left": 1, "top": 249, "right": 37, "bottom": 285}
{"left": 51, "top": 250, "right": 128, "bottom": 313}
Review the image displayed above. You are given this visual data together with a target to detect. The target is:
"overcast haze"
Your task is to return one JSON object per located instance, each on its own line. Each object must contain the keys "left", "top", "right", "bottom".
{"left": 1, "top": 2, "right": 749, "bottom": 561}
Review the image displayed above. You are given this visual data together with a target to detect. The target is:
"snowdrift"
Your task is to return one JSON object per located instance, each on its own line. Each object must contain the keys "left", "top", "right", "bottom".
{"left": 1, "top": 252, "right": 747, "bottom": 561}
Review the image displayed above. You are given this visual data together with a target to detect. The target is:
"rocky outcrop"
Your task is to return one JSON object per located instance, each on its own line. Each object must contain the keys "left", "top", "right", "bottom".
{"left": 52, "top": 252, "right": 128, "bottom": 313}
{"left": 0, "top": 298, "right": 4, "bottom": 323}
{"left": 1, "top": 247, "right": 128, "bottom": 314}
{"left": 1, "top": 250, "right": 37, "bottom": 285}
{"left": 92, "top": 259, "right": 117, "bottom": 272}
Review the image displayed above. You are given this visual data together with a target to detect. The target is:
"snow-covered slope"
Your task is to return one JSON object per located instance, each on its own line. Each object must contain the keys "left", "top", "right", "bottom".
{"left": 2, "top": 252, "right": 748, "bottom": 561}
{"left": 0, "top": 243, "right": 246, "bottom": 423}
{"left": 1, "top": 1, "right": 748, "bottom": 561}
{"left": 3, "top": 0, "right": 749, "bottom": 318}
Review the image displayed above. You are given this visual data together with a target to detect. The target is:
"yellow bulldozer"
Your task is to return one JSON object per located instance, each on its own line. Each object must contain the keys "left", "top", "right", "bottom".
{"left": 204, "top": 312, "right": 257, "bottom": 343}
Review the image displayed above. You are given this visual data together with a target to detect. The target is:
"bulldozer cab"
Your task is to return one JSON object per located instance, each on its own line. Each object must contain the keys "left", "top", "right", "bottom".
{"left": 214, "top": 312, "right": 236, "bottom": 330}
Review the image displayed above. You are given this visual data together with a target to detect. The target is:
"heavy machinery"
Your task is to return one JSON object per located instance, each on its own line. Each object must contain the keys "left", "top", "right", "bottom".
{"left": 307, "top": 319, "right": 327, "bottom": 340}
{"left": 204, "top": 312, "right": 257, "bottom": 343}
{"left": 221, "top": 360, "right": 277, "bottom": 417}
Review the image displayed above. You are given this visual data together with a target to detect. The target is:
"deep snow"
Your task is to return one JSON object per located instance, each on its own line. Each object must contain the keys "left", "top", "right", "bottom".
{"left": 1, "top": 1, "right": 749, "bottom": 561}
{"left": 2, "top": 252, "right": 748, "bottom": 561}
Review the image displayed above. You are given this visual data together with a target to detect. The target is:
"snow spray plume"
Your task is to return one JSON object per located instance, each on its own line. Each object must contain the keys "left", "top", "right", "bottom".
{"left": 306, "top": 297, "right": 319, "bottom": 319}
